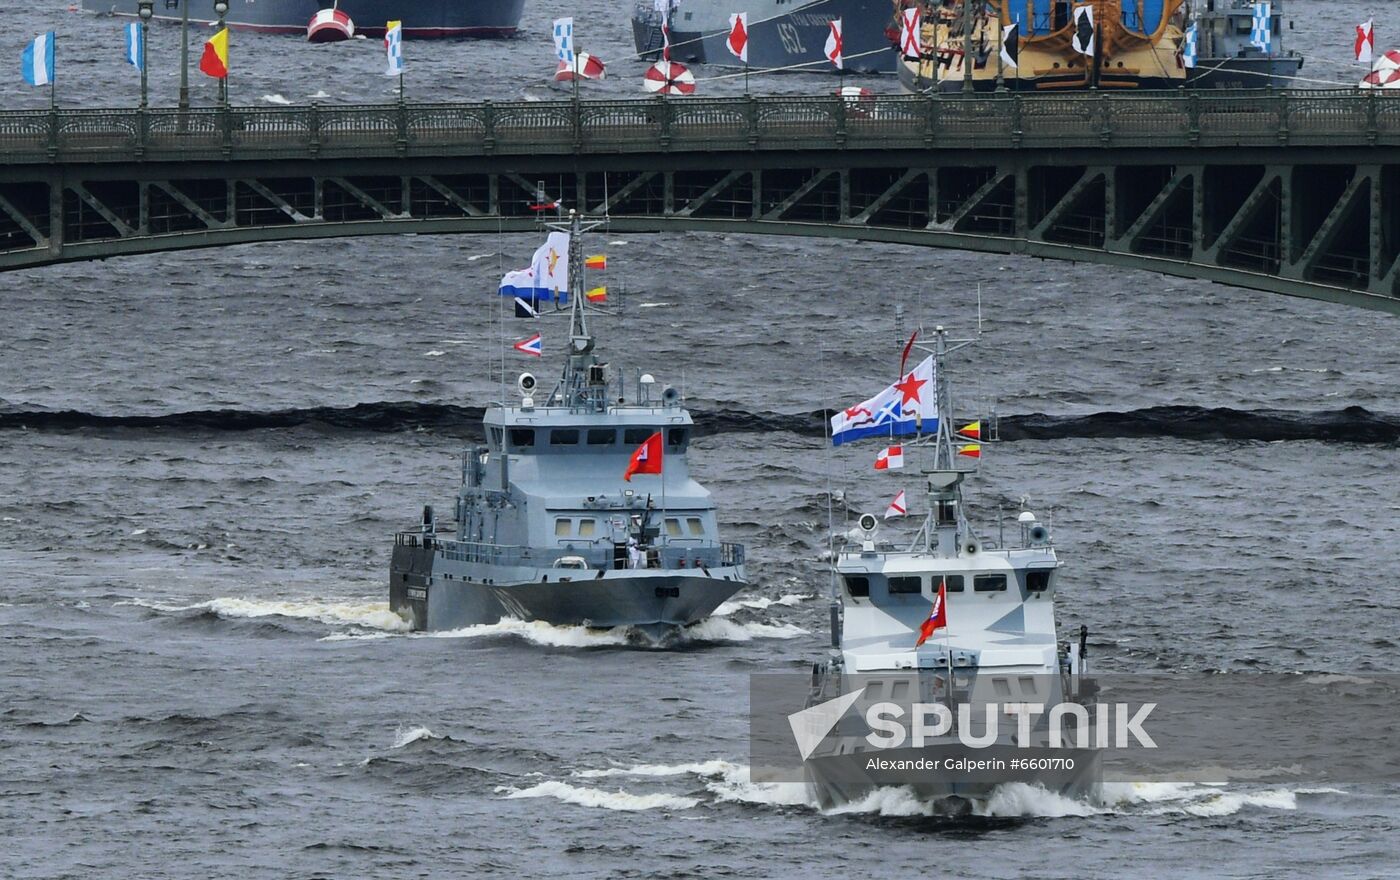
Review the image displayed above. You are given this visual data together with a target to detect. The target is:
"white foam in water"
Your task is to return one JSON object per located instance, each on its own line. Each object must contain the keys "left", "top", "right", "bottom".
{"left": 680, "top": 617, "right": 807, "bottom": 643}
{"left": 123, "top": 596, "right": 412, "bottom": 633}
{"left": 824, "top": 786, "right": 936, "bottom": 817}
{"left": 307, "top": 90, "right": 330, "bottom": 99}
{"left": 392, "top": 725, "right": 442, "bottom": 749}
{"left": 979, "top": 783, "right": 1101, "bottom": 818}
{"left": 713, "top": 593, "right": 814, "bottom": 617}
{"left": 498, "top": 781, "right": 699, "bottom": 812}
{"left": 423, "top": 350, "right": 446, "bottom": 357}
{"left": 424, "top": 617, "right": 633, "bottom": 648}
{"left": 261, "top": 94, "right": 293, "bottom": 105}
{"left": 464, "top": 253, "right": 496, "bottom": 262}
{"left": 575, "top": 759, "right": 741, "bottom": 780}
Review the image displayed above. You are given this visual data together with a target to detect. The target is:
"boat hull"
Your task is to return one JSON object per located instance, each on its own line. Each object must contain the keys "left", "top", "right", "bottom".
{"left": 1188, "top": 55, "right": 1305, "bottom": 90}
{"left": 390, "top": 540, "right": 746, "bottom": 636}
{"left": 81, "top": 0, "right": 524, "bottom": 38}
{"left": 631, "top": 0, "right": 898, "bottom": 75}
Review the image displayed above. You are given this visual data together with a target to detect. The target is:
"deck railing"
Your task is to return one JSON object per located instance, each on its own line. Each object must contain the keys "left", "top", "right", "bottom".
{"left": 0, "top": 89, "right": 1394, "bottom": 164}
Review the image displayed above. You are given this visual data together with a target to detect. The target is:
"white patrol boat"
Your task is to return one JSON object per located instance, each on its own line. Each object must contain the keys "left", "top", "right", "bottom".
{"left": 802, "top": 324, "right": 1100, "bottom": 813}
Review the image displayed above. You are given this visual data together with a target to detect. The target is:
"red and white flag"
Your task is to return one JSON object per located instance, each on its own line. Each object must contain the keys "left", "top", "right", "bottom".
{"left": 1356, "top": 19, "right": 1375, "bottom": 64}
{"left": 899, "top": 8, "right": 921, "bottom": 59}
{"left": 623, "top": 430, "right": 664, "bottom": 481}
{"left": 884, "top": 489, "right": 907, "bottom": 519}
{"left": 914, "top": 581, "right": 948, "bottom": 647}
{"left": 727, "top": 12, "right": 749, "bottom": 63}
{"left": 513, "top": 333, "right": 543, "bottom": 357}
{"left": 874, "top": 445, "right": 904, "bottom": 471}
{"left": 825, "top": 18, "right": 844, "bottom": 70}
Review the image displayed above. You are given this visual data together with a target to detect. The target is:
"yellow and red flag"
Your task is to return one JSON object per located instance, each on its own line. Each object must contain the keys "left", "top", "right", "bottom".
{"left": 958, "top": 421, "right": 981, "bottom": 440}
{"left": 585, "top": 254, "right": 607, "bottom": 270}
{"left": 585, "top": 286, "right": 607, "bottom": 302}
{"left": 958, "top": 443, "right": 982, "bottom": 459}
{"left": 199, "top": 28, "right": 229, "bottom": 79}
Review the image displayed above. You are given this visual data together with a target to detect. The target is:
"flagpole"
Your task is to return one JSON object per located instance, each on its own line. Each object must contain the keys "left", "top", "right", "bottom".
{"left": 50, "top": 35, "right": 56, "bottom": 112}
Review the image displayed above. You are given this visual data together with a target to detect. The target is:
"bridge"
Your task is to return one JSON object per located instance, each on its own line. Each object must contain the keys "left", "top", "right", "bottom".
{"left": 1, "top": 90, "right": 1399, "bottom": 313}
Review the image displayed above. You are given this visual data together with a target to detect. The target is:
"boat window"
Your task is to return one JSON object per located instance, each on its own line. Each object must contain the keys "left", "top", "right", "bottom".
{"left": 578, "top": 519, "right": 597, "bottom": 538}
{"left": 888, "top": 576, "right": 922, "bottom": 595}
{"left": 555, "top": 519, "right": 572, "bottom": 537}
{"left": 624, "top": 427, "right": 654, "bottom": 445}
{"left": 890, "top": 680, "right": 910, "bottom": 701}
{"left": 509, "top": 428, "right": 535, "bottom": 449}
{"left": 844, "top": 576, "right": 869, "bottom": 598}
{"left": 667, "top": 428, "right": 689, "bottom": 449}
{"left": 686, "top": 517, "right": 704, "bottom": 536}
{"left": 993, "top": 678, "right": 1012, "bottom": 697}
{"left": 1026, "top": 570, "right": 1051, "bottom": 592}
{"left": 551, "top": 429, "right": 579, "bottom": 446}
{"left": 1018, "top": 677, "right": 1037, "bottom": 695}
{"left": 489, "top": 427, "right": 503, "bottom": 449}
{"left": 974, "top": 574, "right": 1008, "bottom": 592}
{"left": 665, "top": 518, "right": 682, "bottom": 537}
{"left": 942, "top": 575, "right": 965, "bottom": 592}
{"left": 587, "top": 428, "right": 616, "bottom": 446}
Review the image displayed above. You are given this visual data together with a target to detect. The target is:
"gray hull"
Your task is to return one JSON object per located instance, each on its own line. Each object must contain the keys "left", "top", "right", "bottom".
{"left": 1188, "top": 56, "right": 1305, "bottom": 90}
{"left": 390, "top": 540, "right": 745, "bottom": 637}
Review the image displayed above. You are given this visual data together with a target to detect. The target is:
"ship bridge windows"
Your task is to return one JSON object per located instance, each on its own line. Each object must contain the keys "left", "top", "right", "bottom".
{"left": 551, "top": 429, "right": 580, "bottom": 446}
{"left": 667, "top": 428, "right": 689, "bottom": 452}
{"left": 624, "top": 427, "right": 655, "bottom": 445}
{"left": 587, "top": 428, "right": 617, "bottom": 446}
{"left": 664, "top": 517, "right": 703, "bottom": 538}
{"left": 943, "top": 575, "right": 965, "bottom": 593}
{"left": 555, "top": 517, "right": 599, "bottom": 539}
{"left": 686, "top": 517, "right": 704, "bottom": 537}
{"left": 888, "top": 576, "right": 923, "bottom": 595}
{"left": 508, "top": 428, "right": 535, "bottom": 450}
{"left": 1026, "top": 570, "right": 1051, "bottom": 592}
{"left": 974, "top": 574, "right": 1008, "bottom": 593}
{"left": 844, "top": 575, "right": 870, "bottom": 598}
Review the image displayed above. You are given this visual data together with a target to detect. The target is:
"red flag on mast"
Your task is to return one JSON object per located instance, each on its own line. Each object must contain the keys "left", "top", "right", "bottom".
{"left": 624, "top": 431, "right": 664, "bottom": 481}
{"left": 915, "top": 581, "right": 948, "bottom": 647}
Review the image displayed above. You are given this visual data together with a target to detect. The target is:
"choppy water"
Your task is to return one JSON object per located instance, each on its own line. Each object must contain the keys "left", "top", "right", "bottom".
{"left": 3, "top": 1, "right": 1400, "bottom": 878}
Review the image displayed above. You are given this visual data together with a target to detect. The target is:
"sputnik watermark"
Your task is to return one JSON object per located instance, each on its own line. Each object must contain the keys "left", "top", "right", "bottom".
{"left": 864, "top": 701, "right": 1157, "bottom": 750}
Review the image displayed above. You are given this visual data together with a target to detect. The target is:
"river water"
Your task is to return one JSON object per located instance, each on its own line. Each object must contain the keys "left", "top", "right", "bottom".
{"left": 3, "top": 2, "right": 1399, "bottom": 878}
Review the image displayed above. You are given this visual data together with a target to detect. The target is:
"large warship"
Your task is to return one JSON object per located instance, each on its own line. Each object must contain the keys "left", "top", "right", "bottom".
{"left": 632, "top": 0, "right": 899, "bottom": 74}
{"left": 82, "top": 0, "right": 525, "bottom": 38}
{"left": 389, "top": 212, "right": 747, "bottom": 641}
{"left": 800, "top": 324, "right": 1100, "bottom": 812}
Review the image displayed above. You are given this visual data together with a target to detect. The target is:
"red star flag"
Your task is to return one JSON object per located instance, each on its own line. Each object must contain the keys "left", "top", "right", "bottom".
{"left": 915, "top": 581, "right": 948, "bottom": 647}
{"left": 874, "top": 445, "right": 904, "bottom": 470}
{"left": 884, "top": 489, "right": 907, "bottom": 519}
{"left": 830, "top": 355, "right": 936, "bottom": 445}
{"left": 624, "top": 431, "right": 664, "bottom": 481}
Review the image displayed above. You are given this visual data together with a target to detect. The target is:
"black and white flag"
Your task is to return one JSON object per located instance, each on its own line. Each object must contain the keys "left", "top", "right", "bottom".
{"left": 1000, "top": 22, "right": 1019, "bottom": 68}
{"left": 514, "top": 296, "right": 540, "bottom": 318}
{"left": 1071, "top": 5, "right": 1096, "bottom": 57}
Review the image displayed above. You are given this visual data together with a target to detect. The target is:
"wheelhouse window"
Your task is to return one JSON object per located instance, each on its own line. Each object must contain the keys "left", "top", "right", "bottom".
{"left": 624, "top": 427, "right": 655, "bottom": 445}
{"left": 685, "top": 516, "right": 704, "bottom": 536}
{"left": 508, "top": 428, "right": 535, "bottom": 449}
{"left": 942, "top": 575, "right": 965, "bottom": 593}
{"left": 578, "top": 519, "right": 597, "bottom": 538}
{"left": 844, "top": 576, "right": 870, "bottom": 598}
{"left": 555, "top": 519, "right": 572, "bottom": 537}
{"left": 974, "top": 574, "right": 1008, "bottom": 592}
{"left": 888, "top": 576, "right": 923, "bottom": 595}
{"left": 665, "top": 518, "right": 682, "bottom": 537}
{"left": 1026, "top": 570, "right": 1051, "bottom": 592}
{"left": 667, "top": 428, "right": 689, "bottom": 450}
{"left": 551, "top": 429, "right": 579, "bottom": 446}
{"left": 587, "top": 428, "right": 616, "bottom": 446}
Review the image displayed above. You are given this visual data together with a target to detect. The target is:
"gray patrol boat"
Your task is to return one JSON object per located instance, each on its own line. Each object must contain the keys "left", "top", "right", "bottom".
{"left": 801, "top": 324, "right": 1100, "bottom": 813}
{"left": 390, "top": 212, "right": 747, "bottom": 641}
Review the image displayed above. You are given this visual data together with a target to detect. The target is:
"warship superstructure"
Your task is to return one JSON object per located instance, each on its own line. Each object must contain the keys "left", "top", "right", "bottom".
{"left": 801, "top": 325, "right": 1100, "bottom": 811}
{"left": 390, "top": 213, "right": 747, "bottom": 641}
{"left": 898, "top": 0, "right": 1188, "bottom": 92}
{"left": 1185, "top": 0, "right": 1302, "bottom": 89}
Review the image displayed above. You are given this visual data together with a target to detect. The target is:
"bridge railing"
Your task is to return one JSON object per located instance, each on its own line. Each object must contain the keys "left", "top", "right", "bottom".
{"left": 0, "top": 90, "right": 1393, "bottom": 163}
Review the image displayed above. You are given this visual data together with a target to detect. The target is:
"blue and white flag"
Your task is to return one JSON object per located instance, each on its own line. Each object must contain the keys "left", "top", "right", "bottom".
{"left": 385, "top": 20, "right": 405, "bottom": 76}
{"left": 21, "top": 31, "right": 54, "bottom": 87}
{"left": 1183, "top": 22, "right": 1198, "bottom": 68}
{"left": 1250, "top": 2, "right": 1272, "bottom": 55}
{"left": 830, "top": 355, "right": 937, "bottom": 446}
{"left": 553, "top": 17, "right": 575, "bottom": 65}
{"left": 499, "top": 267, "right": 547, "bottom": 301}
{"left": 124, "top": 22, "right": 144, "bottom": 71}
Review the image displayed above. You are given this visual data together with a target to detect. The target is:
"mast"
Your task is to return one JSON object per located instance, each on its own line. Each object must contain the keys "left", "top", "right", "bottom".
{"left": 919, "top": 325, "right": 974, "bottom": 558}
{"left": 550, "top": 209, "right": 606, "bottom": 412}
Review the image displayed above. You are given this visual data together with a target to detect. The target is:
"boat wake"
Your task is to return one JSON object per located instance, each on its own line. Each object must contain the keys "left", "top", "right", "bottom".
{"left": 121, "top": 596, "right": 412, "bottom": 632}
{"left": 505, "top": 760, "right": 1334, "bottom": 820}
